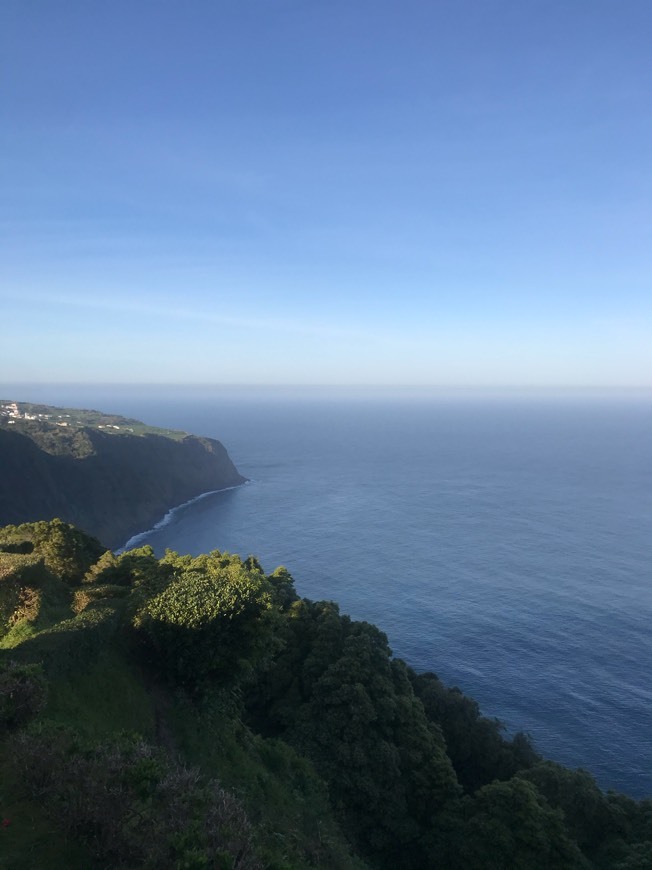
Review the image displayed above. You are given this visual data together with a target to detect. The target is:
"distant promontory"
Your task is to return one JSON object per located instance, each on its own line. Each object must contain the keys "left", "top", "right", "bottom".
{"left": 0, "top": 400, "right": 246, "bottom": 548}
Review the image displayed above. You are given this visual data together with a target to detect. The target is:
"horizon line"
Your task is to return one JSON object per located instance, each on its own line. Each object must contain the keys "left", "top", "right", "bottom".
{"left": 2, "top": 382, "right": 651, "bottom": 393}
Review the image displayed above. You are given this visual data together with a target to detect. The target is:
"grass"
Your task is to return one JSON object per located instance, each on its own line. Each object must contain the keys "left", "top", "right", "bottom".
{"left": 0, "top": 759, "right": 92, "bottom": 870}
{"left": 1, "top": 401, "right": 187, "bottom": 441}
{"left": 0, "top": 632, "right": 156, "bottom": 868}
{"left": 166, "top": 692, "right": 367, "bottom": 869}
{"left": 44, "top": 648, "right": 157, "bottom": 739}
{"left": 0, "top": 524, "right": 366, "bottom": 869}
{"left": 0, "top": 620, "right": 40, "bottom": 650}
{"left": 0, "top": 554, "right": 73, "bottom": 649}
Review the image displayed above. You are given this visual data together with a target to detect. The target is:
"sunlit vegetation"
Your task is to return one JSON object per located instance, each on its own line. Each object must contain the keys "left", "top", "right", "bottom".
{"left": 0, "top": 400, "right": 186, "bottom": 440}
{"left": 1, "top": 519, "right": 650, "bottom": 868}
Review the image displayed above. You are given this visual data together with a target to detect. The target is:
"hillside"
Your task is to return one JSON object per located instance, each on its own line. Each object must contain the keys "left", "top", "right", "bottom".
{"left": 0, "top": 401, "right": 246, "bottom": 549}
{"left": 1, "top": 520, "right": 651, "bottom": 869}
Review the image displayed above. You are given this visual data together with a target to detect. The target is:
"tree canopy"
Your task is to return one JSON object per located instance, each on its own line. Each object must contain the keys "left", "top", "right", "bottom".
{"left": 1, "top": 519, "right": 650, "bottom": 869}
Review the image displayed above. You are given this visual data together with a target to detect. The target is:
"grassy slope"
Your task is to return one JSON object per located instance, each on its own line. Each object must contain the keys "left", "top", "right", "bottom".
{"left": 0, "top": 535, "right": 365, "bottom": 869}
{"left": 0, "top": 400, "right": 186, "bottom": 441}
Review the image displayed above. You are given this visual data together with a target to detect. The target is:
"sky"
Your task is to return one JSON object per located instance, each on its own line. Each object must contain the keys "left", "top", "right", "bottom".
{"left": 1, "top": 0, "right": 651, "bottom": 387}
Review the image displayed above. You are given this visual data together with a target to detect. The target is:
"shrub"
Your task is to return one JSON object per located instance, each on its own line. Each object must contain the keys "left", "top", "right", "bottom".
{"left": 12, "top": 725, "right": 261, "bottom": 868}
{"left": 2, "top": 520, "right": 107, "bottom": 584}
{"left": 0, "top": 660, "right": 47, "bottom": 728}
{"left": 133, "top": 554, "right": 280, "bottom": 691}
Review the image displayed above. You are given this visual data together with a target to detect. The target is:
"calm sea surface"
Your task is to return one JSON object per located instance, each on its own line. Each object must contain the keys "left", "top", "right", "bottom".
{"left": 8, "top": 386, "right": 652, "bottom": 798}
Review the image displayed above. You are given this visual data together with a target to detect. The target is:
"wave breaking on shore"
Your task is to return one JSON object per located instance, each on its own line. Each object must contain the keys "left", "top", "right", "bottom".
{"left": 117, "top": 481, "right": 250, "bottom": 553}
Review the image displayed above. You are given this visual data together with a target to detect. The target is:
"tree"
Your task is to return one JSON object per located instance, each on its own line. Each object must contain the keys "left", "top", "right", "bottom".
{"left": 449, "top": 779, "right": 589, "bottom": 869}
{"left": 132, "top": 552, "right": 280, "bottom": 690}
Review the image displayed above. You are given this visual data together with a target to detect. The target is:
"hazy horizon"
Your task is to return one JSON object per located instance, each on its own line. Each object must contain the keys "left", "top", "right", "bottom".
{"left": 3, "top": 382, "right": 652, "bottom": 406}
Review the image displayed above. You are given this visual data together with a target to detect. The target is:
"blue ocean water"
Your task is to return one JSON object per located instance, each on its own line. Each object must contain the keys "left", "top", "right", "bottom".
{"left": 7, "top": 386, "right": 652, "bottom": 797}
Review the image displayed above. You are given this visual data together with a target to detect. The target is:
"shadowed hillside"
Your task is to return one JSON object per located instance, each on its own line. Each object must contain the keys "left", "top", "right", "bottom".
{"left": 0, "top": 402, "right": 245, "bottom": 549}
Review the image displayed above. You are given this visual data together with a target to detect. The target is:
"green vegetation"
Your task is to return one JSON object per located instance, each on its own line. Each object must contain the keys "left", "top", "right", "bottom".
{"left": 0, "top": 400, "right": 186, "bottom": 440}
{"left": 1, "top": 519, "right": 650, "bottom": 868}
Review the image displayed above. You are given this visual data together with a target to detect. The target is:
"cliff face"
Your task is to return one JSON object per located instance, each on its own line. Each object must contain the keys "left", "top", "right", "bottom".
{"left": 0, "top": 421, "right": 246, "bottom": 549}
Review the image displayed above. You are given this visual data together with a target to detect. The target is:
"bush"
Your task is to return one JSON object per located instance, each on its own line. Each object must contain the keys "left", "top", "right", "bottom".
{"left": 1, "top": 520, "right": 107, "bottom": 584}
{"left": 133, "top": 553, "right": 280, "bottom": 691}
{"left": 0, "top": 660, "right": 47, "bottom": 728}
{"left": 12, "top": 725, "right": 261, "bottom": 868}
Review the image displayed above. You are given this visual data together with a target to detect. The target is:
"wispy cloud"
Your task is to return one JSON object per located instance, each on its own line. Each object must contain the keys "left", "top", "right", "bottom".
{"left": 3, "top": 287, "right": 382, "bottom": 344}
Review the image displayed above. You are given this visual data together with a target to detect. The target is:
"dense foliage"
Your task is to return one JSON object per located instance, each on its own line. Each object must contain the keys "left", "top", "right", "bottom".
{"left": 13, "top": 724, "right": 261, "bottom": 869}
{"left": 1, "top": 520, "right": 651, "bottom": 868}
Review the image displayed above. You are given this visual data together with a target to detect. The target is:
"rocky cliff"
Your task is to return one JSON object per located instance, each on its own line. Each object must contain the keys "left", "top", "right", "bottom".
{"left": 0, "top": 405, "right": 246, "bottom": 549}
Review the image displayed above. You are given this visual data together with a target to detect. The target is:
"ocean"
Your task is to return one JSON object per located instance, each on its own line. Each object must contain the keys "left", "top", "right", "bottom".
{"left": 6, "top": 385, "right": 652, "bottom": 798}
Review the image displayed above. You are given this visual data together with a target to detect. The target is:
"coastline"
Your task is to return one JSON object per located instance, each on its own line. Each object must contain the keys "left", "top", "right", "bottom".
{"left": 117, "top": 480, "right": 250, "bottom": 554}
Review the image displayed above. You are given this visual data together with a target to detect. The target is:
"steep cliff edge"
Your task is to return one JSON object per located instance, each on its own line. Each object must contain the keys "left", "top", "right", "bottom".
{"left": 0, "top": 403, "right": 246, "bottom": 548}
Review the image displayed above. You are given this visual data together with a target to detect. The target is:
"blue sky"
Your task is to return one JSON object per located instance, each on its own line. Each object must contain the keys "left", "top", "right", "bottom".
{"left": 2, "top": 0, "right": 650, "bottom": 386}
